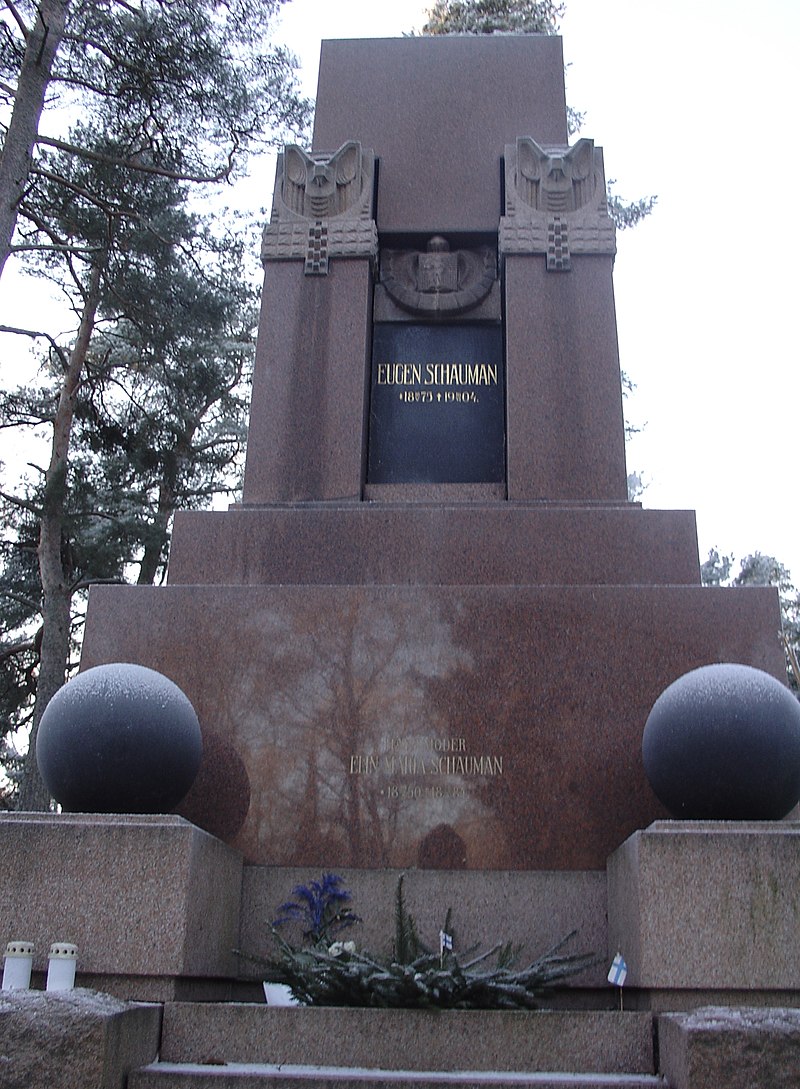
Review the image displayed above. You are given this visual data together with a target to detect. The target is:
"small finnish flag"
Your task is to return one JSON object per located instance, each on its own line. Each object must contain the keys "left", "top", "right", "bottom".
{"left": 439, "top": 930, "right": 453, "bottom": 953}
{"left": 608, "top": 953, "right": 627, "bottom": 987}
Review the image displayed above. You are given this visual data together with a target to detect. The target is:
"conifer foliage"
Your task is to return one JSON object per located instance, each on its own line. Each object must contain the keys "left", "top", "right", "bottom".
{"left": 421, "top": 0, "right": 564, "bottom": 36}
{"left": 241, "top": 875, "right": 598, "bottom": 1010}
{"left": 0, "top": 0, "right": 309, "bottom": 806}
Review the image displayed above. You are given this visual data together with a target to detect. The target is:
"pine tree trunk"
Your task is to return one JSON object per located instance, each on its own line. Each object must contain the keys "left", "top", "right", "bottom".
{"left": 17, "top": 262, "right": 102, "bottom": 810}
{"left": 0, "top": 0, "right": 69, "bottom": 284}
{"left": 136, "top": 481, "right": 175, "bottom": 586}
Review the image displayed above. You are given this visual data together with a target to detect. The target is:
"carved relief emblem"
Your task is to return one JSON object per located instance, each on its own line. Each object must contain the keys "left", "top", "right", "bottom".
{"left": 381, "top": 237, "right": 496, "bottom": 315}
{"left": 282, "top": 142, "right": 365, "bottom": 220}
{"left": 262, "top": 141, "right": 378, "bottom": 275}
{"left": 500, "top": 136, "right": 615, "bottom": 269}
{"left": 515, "top": 137, "right": 597, "bottom": 213}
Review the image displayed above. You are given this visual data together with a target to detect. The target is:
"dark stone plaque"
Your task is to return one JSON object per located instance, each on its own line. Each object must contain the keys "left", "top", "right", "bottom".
{"left": 367, "top": 324, "right": 505, "bottom": 484}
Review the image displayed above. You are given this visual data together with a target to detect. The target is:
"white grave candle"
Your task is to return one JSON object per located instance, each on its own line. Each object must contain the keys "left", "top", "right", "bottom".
{"left": 2, "top": 941, "right": 34, "bottom": 990}
{"left": 46, "top": 943, "right": 78, "bottom": 991}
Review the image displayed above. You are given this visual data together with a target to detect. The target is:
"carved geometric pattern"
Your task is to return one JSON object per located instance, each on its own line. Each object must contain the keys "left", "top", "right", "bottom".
{"left": 305, "top": 222, "right": 329, "bottom": 276}
{"left": 546, "top": 217, "right": 570, "bottom": 271}
{"left": 262, "top": 220, "right": 379, "bottom": 266}
{"left": 500, "top": 136, "right": 615, "bottom": 267}
{"left": 499, "top": 218, "right": 614, "bottom": 256}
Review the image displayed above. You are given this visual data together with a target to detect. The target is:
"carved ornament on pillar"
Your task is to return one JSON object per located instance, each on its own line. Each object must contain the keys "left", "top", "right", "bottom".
{"left": 500, "top": 137, "right": 615, "bottom": 270}
{"left": 261, "top": 141, "right": 378, "bottom": 275}
{"left": 380, "top": 236, "right": 497, "bottom": 316}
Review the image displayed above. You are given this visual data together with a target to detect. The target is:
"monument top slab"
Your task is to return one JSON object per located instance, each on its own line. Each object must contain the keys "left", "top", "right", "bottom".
{"left": 312, "top": 35, "right": 568, "bottom": 233}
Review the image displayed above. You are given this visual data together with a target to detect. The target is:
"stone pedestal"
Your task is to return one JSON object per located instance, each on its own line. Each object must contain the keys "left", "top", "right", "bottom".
{"left": 658, "top": 1007, "right": 800, "bottom": 1089}
{"left": 156, "top": 1004, "right": 655, "bottom": 1074}
{"left": 607, "top": 821, "right": 800, "bottom": 1009}
{"left": 166, "top": 504, "right": 702, "bottom": 586}
{"left": 0, "top": 990, "right": 161, "bottom": 1089}
{"left": 0, "top": 814, "right": 242, "bottom": 1001}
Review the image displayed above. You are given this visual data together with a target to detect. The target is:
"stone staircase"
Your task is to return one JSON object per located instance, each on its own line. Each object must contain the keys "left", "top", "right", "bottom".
{"left": 129, "top": 1005, "right": 668, "bottom": 1089}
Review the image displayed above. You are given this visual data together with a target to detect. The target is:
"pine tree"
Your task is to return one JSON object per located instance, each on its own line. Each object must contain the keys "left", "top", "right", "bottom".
{"left": 0, "top": 114, "right": 261, "bottom": 805}
{"left": 0, "top": 0, "right": 310, "bottom": 280}
{"left": 420, "top": 0, "right": 564, "bottom": 35}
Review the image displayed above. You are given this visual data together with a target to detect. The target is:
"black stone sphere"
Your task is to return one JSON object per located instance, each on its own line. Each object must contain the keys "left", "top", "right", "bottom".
{"left": 37, "top": 663, "right": 202, "bottom": 813}
{"left": 642, "top": 663, "right": 800, "bottom": 820}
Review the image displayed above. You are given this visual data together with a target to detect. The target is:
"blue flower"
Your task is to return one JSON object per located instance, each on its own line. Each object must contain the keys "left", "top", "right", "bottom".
{"left": 273, "top": 873, "right": 361, "bottom": 946}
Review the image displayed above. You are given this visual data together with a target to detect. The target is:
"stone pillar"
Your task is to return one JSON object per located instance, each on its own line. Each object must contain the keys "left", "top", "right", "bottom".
{"left": 500, "top": 137, "right": 627, "bottom": 500}
{"left": 243, "top": 261, "right": 374, "bottom": 503}
{"left": 242, "top": 142, "right": 378, "bottom": 504}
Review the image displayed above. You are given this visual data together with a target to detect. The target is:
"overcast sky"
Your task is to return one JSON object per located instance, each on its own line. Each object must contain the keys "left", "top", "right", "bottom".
{"left": 268, "top": 0, "right": 800, "bottom": 582}
{"left": 2, "top": 0, "right": 798, "bottom": 582}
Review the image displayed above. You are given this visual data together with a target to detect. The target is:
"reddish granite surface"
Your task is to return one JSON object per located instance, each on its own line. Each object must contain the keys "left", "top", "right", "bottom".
{"left": 312, "top": 35, "right": 568, "bottom": 233}
{"left": 82, "top": 583, "right": 784, "bottom": 870}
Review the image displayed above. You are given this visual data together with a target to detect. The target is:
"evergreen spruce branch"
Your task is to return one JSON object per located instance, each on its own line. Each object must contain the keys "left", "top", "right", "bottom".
{"left": 239, "top": 930, "right": 597, "bottom": 1010}
{"left": 239, "top": 877, "right": 598, "bottom": 1010}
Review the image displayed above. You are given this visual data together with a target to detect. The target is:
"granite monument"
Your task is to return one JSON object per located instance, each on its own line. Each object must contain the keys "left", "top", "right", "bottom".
{"left": 77, "top": 34, "right": 784, "bottom": 873}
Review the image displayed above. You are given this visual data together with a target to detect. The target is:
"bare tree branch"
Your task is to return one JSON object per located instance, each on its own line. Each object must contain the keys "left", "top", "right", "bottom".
{"left": 3, "top": 1, "right": 31, "bottom": 40}
{"left": 0, "top": 588, "right": 41, "bottom": 614}
{"left": 36, "top": 134, "right": 233, "bottom": 184}
{"left": 0, "top": 488, "right": 42, "bottom": 515}
{"left": 29, "top": 162, "right": 131, "bottom": 216}
{"left": 0, "top": 322, "right": 70, "bottom": 365}
{"left": 0, "top": 637, "right": 37, "bottom": 664}
{"left": 70, "top": 575, "right": 124, "bottom": 593}
{"left": 11, "top": 241, "right": 100, "bottom": 255}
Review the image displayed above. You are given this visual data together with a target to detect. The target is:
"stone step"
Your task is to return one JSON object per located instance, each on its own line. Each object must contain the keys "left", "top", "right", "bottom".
{"left": 130, "top": 1062, "right": 667, "bottom": 1089}
{"left": 156, "top": 1006, "right": 657, "bottom": 1076}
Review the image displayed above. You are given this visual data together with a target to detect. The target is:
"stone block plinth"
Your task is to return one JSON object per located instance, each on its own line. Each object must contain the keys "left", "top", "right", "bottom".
{"left": 0, "top": 814, "right": 243, "bottom": 1000}
{"left": 658, "top": 1007, "right": 800, "bottom": 1089}
{"left": 0, "top": 989, "right": 161, "bottom": 1089}
{"left": 608, "top": 821, "right": 800, "bottom": 1007}
{"left": 167, "top": 504, "right": 701, "bottom": 587}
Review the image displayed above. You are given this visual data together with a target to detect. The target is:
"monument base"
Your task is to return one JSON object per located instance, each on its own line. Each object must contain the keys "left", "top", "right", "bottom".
{"left": 658, "top": 1007, "right": 800, "bottom": 1089}
{"left": 80, "top": 582, "right": 783, "bottom": 871}
{"left": 608, "top": 821, "right": 800, "bottom": 1010}
{"left": 0, "top": 814, "right": 242, "bottom": 1002}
